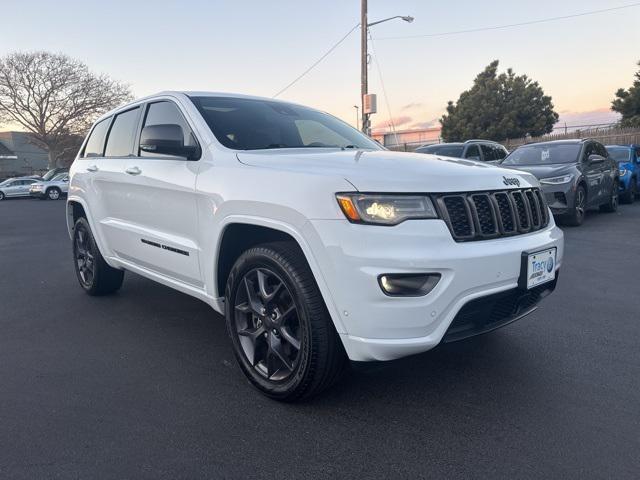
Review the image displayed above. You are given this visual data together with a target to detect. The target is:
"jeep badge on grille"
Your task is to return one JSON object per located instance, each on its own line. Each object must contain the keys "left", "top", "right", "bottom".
{"left": 503, "top": 176, "right": 520, "bottom": 187}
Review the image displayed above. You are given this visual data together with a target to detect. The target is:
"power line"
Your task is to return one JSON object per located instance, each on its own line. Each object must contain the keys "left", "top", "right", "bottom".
{"left": 273, "top": 23, "right": 360, "bottom": 98}
{"left": 368, "top": 32, "right": 399, "bottom": 146}
{"left": 376, "top": 2, "right": 640, "bottom": 40}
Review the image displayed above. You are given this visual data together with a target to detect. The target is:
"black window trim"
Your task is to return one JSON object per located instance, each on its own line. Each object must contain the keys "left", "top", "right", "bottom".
{"left": 137, "top": 99, "right": 202, "bottom": 161}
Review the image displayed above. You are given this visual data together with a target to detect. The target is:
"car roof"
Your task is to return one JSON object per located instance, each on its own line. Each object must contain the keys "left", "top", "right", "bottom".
{"left": 521, "top": 139, "right": 590, "bottom": 147}
{"left": 95, "top": 90, "right": 309, "bottom": 124}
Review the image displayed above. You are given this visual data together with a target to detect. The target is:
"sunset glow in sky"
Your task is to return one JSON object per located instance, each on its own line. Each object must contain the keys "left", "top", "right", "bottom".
{"left": 1, "top": 0, "right": 639, "bottom": 131}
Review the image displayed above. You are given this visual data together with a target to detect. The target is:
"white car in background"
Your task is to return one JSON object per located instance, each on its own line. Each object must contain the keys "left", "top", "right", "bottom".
{"left": 0, "top": 177, "right": 39, "bottom": 200}
{"left": 67, "top": 91, "right": 564, "bottom": 401}
{"left": 30, "top": 172, "right": 69, "bottom": 200}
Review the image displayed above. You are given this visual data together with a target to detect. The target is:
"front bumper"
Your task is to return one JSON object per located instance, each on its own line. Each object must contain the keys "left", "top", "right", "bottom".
{"left": 29, "top": 190, "right": 46, "bottom": 198}
{"left": 306, "top": 217, "right": 564, "bottom": 361}
{"left": 541, "top": 183, "right": 575, "bottom": 215}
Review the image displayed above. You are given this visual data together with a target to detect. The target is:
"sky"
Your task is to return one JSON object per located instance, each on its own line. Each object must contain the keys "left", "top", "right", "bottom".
{"left": 1, "top": 0, "right": 639, "bottom": 132}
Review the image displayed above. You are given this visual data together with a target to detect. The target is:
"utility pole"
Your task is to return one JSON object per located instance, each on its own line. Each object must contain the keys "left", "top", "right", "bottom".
{"left": 361, "top": 0, "right": 369, "bottom": 135}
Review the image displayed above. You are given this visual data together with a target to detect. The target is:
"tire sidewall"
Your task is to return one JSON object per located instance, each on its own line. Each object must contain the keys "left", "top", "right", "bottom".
{"left": 225, "top": 249, "right": 312, "bottom": 399}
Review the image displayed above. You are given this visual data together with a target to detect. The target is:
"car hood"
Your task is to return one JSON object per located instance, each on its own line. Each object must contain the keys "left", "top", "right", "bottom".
{"left": 501, "top": 163, "right": 575, "bottom": 180}
{"left": 237, "top": 149, "right": 539, "bottom": 192}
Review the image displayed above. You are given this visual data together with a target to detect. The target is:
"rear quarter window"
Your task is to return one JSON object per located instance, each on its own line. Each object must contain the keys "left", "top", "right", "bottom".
{"left": 83, "top": 118, "right": 111, "bottom": 158}
{"left": 105, "top": 107, "right": 141, "bottom": 157}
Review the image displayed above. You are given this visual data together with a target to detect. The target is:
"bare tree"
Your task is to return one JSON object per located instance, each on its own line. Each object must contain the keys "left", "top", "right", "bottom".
{"left": 0, "top": 51, "right": 132, "bottom": 168}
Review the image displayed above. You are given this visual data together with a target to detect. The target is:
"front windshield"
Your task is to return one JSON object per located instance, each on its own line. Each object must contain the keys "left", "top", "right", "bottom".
{"left": 606, "top": 148, "right": 631, "bottom": 163}
{"left": 502, "top": 144, "right": 580, "bottom": 166}
{"left": 190, "top": 96, "right": 381, "bottom": 151}
{"left": 42, "top": 169, "right": 58, "bottom": 181}
{"left": 419, "top": 145, "right": 464, "bottom": 157}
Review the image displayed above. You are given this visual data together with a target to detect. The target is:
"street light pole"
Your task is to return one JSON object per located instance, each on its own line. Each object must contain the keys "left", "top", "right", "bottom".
{"left": 360, "top": 0, "right": 369, "bottom": 135}
{"left": 360, "top": 1, "right": 413, "bottom": 135}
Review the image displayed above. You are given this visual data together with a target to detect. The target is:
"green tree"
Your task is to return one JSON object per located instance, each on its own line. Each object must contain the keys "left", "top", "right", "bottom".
{"left": 440, "top": 60, "right": 558, "bottom": 142}
{"left": 612, "top": 61, "right": 640, "bottom": 127}
{"left": 0, "top": 51, "right": 132, "bottom": 168}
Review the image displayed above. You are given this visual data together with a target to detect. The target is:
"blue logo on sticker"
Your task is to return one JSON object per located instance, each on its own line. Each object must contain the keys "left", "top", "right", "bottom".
{"left": 546, "top": 257, "right": 554, "bottom": 273}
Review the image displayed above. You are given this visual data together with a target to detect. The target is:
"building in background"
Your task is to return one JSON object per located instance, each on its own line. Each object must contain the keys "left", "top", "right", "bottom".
{"left": 372, "top": 126, "right": 442, "bottom": 150}
{"left": 0, "top": 132, "right": 49, "bottom": 179}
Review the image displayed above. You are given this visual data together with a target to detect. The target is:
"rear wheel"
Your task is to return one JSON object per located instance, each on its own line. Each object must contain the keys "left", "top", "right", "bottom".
{"left": 564, "top": 185, "right": 586, "bottom": 226}
{"left": 0, "top": 191, "right": 4, "bottom": 201}
{"left": 600, "top": 181, "right": 619, "bottom": 213}
{"left": 72, "top": 217, "right": 124, "bottom": 295}
{"left": 225, "top": 241, "right": 346, "bottom": 401}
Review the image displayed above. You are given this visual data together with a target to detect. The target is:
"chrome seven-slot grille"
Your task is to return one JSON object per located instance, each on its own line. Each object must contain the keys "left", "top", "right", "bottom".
{"left": 434, "top": 188, "right": 549, "bottom": 242}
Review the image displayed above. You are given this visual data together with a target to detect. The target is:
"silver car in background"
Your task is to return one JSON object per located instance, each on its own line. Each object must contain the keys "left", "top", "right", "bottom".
{"left": 29, "top": 172, "right": 69, "bottom": 200}
{"left": 0, "top": 177, "right": 39, "bottom": 200}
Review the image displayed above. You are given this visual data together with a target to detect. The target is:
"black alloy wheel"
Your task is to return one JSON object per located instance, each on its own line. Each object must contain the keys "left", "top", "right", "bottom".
{"left": 225, "top": 242, "right": 347, "bottom": 401}
{"left": 72, "top": 217, "right": 124, "bottom": 295}
{"left": 233, "top": 267, "right": 302, "bottom": 381}
{"left": 74, "top": 223, "right": 95, "bottom": 287}
{"left": 565, "top": 185, "right": 586, "bottom": 226}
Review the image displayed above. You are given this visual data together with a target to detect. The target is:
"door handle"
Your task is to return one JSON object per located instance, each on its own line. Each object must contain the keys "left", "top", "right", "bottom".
{"left": 125, "top": 166, "right": 142, "bottom": 176}
{"left": 87, "top": 165, "right": 98, "bottom": 172}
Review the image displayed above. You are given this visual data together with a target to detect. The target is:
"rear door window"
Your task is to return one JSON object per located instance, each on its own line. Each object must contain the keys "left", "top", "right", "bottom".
{"left": 105, "top": 107, "right": 141, "bottom": 157}
{"left": 480, "top": 144, "right": 497, "bottom": 161}
{"left": 465, "top": 144, "right": 481, "bottom": 160}
{"left": 83, "top": 118, "right": 111, "bottom": 158}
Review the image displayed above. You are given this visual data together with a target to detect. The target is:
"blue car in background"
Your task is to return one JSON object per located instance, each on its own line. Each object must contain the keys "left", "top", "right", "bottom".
{"left": 605, "top": 145, "right": 640, "bottom": 203}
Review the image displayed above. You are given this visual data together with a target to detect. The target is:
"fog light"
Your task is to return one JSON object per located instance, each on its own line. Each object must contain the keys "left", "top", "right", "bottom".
{"left": 378, "top": 273, "right": 441, "bottom": 297}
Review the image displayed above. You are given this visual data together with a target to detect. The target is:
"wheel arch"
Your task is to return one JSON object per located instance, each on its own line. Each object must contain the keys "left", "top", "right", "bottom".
{"left": 213, "top": 217, "right": 346, "bottom": 334}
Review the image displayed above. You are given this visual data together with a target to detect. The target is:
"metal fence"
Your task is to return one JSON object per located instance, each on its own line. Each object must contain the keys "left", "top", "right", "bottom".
{"left": 503, "top": 126, "right": 640, "bottom": 150}
{"left": 383, "top": 125, "right": 640, "bottom": 152}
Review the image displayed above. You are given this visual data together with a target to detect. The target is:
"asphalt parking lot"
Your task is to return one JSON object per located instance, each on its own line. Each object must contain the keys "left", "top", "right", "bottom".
{"left": 1, "top": 198, "right": 639, "bottom": 479}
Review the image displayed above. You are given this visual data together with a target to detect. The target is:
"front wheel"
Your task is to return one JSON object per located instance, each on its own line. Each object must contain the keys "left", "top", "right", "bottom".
{"left": 225, "top": 241, "right": 346, "bottom": 401}
{"left": 621, "top": 180, "right": 636, "bottom": 204}
{"left": 0, "top": 191, "right": 4, "bottom": 201}
{"left": 72, "top": 217, "right": 124, "bottom": 295}
{"left": 600, "top": 181, "right": 619, "bottom": 213}
{"left": 564, "top": 185, "right": 586, "bottom": 226}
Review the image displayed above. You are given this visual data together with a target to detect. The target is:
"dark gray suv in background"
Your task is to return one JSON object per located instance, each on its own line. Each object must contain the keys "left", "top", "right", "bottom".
{"left": 501, "top": 139, "right": 619, "bottom": 226}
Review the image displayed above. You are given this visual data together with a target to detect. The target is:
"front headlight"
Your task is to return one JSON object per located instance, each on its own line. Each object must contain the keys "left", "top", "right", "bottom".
{"left": 619, "top": 168, "right": 628, "bottom": 177}
{"left": 336, "top": 193, "right": 438, "bottom": 225}
{"left": 539, "top": 174, "right": 574, "bottom": 185}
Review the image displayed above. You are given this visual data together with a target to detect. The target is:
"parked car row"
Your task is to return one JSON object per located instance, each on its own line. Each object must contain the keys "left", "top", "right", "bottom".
{"left": 417, "top": 139, "right": 639, "bottom": 227}
{"left": 0, "top": 168, "right": 69, "bottom": 201}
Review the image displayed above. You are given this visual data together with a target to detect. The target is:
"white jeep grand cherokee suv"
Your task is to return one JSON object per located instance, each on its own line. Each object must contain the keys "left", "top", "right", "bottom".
{"left": 67, "top": 92, "right": 564, "bottom": 401}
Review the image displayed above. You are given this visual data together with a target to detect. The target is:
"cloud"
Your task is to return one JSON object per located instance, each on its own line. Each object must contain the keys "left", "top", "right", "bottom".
{"left": 409, "top": 118, "right": 440, "bottom": 130}
{"left": 372, "top": 115, "right": 413, "bottom": 130}
{"left": 401, "top": 102, "right": 423, "bottom": 111}
{"left": 556, "top": 108, "right": 620, "bottom": 127}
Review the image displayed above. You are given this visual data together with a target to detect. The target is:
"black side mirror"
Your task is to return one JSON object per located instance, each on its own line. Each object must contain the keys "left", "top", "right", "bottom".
{"left": 140, "top": 124, "right": 199, "bottom": 160}
{"left": 588, "top": 154, "right": 605, "bottom": 164}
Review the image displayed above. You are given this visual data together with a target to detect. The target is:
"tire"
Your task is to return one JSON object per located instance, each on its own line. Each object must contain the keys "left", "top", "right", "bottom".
{"left": 225, "top": 241, "right": 346, "bottom": 402}
{"left": 620, "top": 181, "right": 635, "bottom": 204}
{"left": 46, "top": 187, "right": 61, "bottom": 200}
{"left": 72, "top": 217, "right": 124, "bottom": 296}
{"left": 600, "top": 181, "right": 619, "bottom": 213}
{"left": 0, "top": 191, "right": 4, "bottom": 201}
{"left": 563, "top": 184, "right": 586, "bottom": 226}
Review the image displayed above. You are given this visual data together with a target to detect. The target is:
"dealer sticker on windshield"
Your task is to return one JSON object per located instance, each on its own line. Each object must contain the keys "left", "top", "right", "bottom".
{"left": 525, "top": 248, "right": 557, "bottom": 289}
